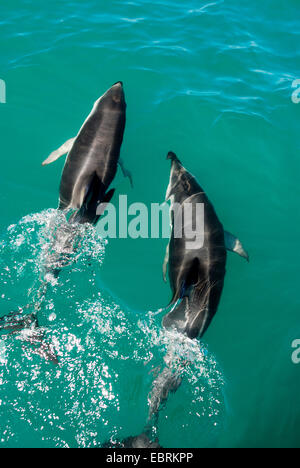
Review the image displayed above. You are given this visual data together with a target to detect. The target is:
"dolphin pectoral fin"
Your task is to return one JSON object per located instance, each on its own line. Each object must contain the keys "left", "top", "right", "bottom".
{"left": 42, "top": 138, "right": 76, "bottom": 166}
{"left": 119, "top": 158, "right": 133, "bottom": 188}
{"left": 163, "top": 244, "right": 170, "bottom": 283}
{"left": 224, "top": 231, "right": 249, "bottom": 262}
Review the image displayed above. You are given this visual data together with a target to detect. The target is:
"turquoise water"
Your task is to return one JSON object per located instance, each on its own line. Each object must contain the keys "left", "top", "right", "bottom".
{"left": 0, "top": 0, "right": 300, "bottom": 448}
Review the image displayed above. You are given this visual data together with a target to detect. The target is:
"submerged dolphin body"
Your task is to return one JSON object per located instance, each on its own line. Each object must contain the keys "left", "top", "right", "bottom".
{"left": 163, "top": 151, "right": 249, "bottom": 339}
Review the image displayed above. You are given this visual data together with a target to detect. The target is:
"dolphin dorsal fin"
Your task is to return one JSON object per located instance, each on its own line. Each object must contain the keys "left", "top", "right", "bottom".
{"left": 42, "top": 137, "right": 76, "bottom": 166}
{"left": 224, "top": 231, "right": 249, "bottom": 262}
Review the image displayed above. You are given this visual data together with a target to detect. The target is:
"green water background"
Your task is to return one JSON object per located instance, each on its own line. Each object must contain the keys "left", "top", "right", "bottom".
{"left": 0, "top": 0, "right": 300, "bottom": 448}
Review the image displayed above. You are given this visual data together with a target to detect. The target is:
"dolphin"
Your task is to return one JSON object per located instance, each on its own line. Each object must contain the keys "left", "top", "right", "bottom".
{"left": 0, "top": 83, "right": 131, "bottom": 362}
{"left": 163, "top": 151, "right": 248, "bottom": 339}
{"left": 114, "top": 151, "right": 248, "bottom": 448}
{"left": 43, "top": 81, "right": 131, "bottom": 224}
{"left": 107, "top": 151, "right": 249, "bottom": 449}
{"left": 41, "top": 81, "right": 131, "bottom": 274}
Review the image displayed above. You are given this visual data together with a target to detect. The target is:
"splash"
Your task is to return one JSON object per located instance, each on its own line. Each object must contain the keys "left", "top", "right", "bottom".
{"left": 138, "top": 316, "right": 226, "bottom": 447}
{"left": 0, "top": 211, "right": 225, "bottom": 448}
{"left": 0, "top": 209, "right": 106, "bottom": 314}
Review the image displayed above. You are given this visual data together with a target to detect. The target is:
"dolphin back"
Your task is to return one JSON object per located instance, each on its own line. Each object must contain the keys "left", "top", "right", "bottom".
{"left": 59, "top": 82, "right": 126, "bottom": 211}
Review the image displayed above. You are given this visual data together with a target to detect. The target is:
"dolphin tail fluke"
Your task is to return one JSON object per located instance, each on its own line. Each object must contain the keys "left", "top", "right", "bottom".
{"left": 0, "top": 282, "right": 49, "bottom": 336}
{"left": 0, "top": 310, "right": 37, "bottom": 334}
{"left": 0, "top": 310, "right": 59, "bottom": 365}
{"left": 121, "top": 434, "right": 161, "bottom": 448}
{"left": 102, "top": 433, "right": 161, "bottom": 448}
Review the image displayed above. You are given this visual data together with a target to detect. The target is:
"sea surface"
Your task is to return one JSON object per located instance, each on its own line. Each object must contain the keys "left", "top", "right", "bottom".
{"left": 0, "top": 0, "right": 300, "bottom": 448}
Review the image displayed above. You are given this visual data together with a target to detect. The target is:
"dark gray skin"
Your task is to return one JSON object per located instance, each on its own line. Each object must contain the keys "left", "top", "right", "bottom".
{"left": 121, "top": 152, "right": 228, "bottom": 447}
{"left": 0, "top": 83, "right": 127, "bottom": 363}
{"left": 117, "top": 153, "right": 247, "bottom": 448}
{"left": 59, "top": 81, "right": 126, "bottom": 218}
{"left": 163, "top": 151, "right": 227, "bottom": 340}
{"left": 112, "top": 152, "right": 228, "bottom": 449}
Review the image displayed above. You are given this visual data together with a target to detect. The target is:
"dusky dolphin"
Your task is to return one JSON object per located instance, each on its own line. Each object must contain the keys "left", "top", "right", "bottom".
{"left": 43, "top": 81, "right": 132, "bottom": 224}
{"left": 0, "top": 82, "right": 131, "bottom": 362}
{"left": 162, "top": 151, "right": 248, "bottom": 339}
{"left": 116, "top": 151, "right": 249, "bottom": 448}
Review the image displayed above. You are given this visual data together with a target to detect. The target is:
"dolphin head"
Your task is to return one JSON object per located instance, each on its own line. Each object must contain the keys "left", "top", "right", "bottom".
{"left": 166, "top": 151, "right": 201, "bottom": 203}
{"left": 96, "top": 81, "right": 126, "bottom": 111}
